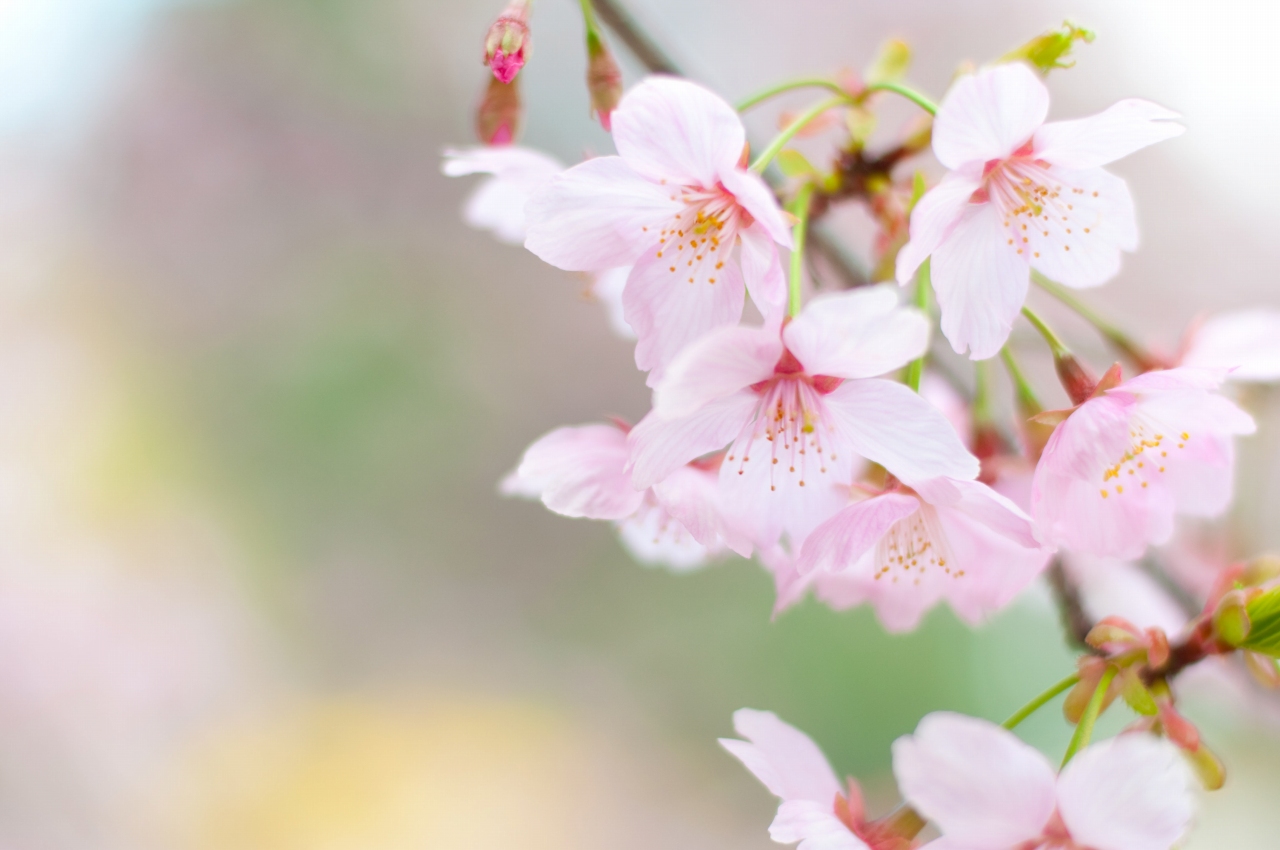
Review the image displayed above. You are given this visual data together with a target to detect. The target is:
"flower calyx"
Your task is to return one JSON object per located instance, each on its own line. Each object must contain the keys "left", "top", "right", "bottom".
{"left": 835, "top": 782, "right": 925, "bottom": 850}
{"left": 484, "top": 0, "right": 532, "bottom": 84}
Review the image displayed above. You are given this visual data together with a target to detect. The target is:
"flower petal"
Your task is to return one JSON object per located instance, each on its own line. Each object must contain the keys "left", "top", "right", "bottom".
{"left": 930, "top": 201, "right": 1030, "bottom": 359}
{"left": 770, "top": 801, "right": 869, "bottom": 850}
{"left": 1033, "top": 99, "right": 1183, "bottom": 170}
{"left": 616, "top": 501, "right": 716, "bottom": 571}
{"left": 441, "top": 145, "right": 563, "bottom": 179}
{"left": 911, "top": 477, "right": 1040, "bottom": 549}
{"left": 501, "top": 424, "right": 644, "bottom": 519}
{"left": 720, "top": 709, "right": 843, "bottom": 806}
{"left": 628, "top": 392, "right": 756, "bottom": 490}
{"left": 738, "top": 224, "right": 788, "bottom": 323}
{"left": 444, "top": 146, "right": 565, "bottom": 244}
{"left": 893, "top": 712, "right": 1056, "bottom": 848}
{"left": 932, "top": 63, "right": 1049, "bottom": 169}
{"left": 654, "top": 325, "right": 783, "bottom": 419}
{"left": 896, "top": 169, "right": 983, "bottom": 285}
{"left": 823, "top": 380, "right": 979, "bottom": 483}
{"left": 591, "top": 266, "right": 637, "bottom": 339}
{"left": 784, "top": 285, "right": 929, "bottom": 379}
{"left": 652, "top": 464, "right": 753, "bottom": 558}
{"left": 720, "top": 167, "right": 793, "bottom": 246}
{"left": 623, "top": 230, "right": 749, "bottom": 385}
{"left": 1024, "top": 167, "right": 1135, "bottom": 287}
{"left": 524, "top": 156, "right": 681, "bottom": 271}
{"left": 1057, "top": 734, "right": 1194, "bottom": 850}
{"left": 612, "top": 76, "right": 745, "bottom": 187}
{"left": 796, "top": 493, "right": 920, "bottom": 576}
{"left": 1182, "top": 309, "right": 1280, "bottom": 381}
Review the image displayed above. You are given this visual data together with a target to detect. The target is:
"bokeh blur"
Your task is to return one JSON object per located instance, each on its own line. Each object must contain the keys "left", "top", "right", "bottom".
{"left": 4, "top": 0, "right": 1280, "bottom": 846}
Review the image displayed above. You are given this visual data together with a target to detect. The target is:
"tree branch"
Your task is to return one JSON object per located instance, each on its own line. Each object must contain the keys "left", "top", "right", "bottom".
{"left": 1047, "top": 557, "right": 1095, "bottom": 650}
{"left": 588, "top": 0, "right": 680, "bottom": 75}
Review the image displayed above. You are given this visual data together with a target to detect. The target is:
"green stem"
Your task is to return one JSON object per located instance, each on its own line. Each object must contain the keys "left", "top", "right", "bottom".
{"left": 787, "top": 182, "right": 816, "bottom": 317}
{"left": 999, "top": 346, "right": 1042, "bottom": 411}
{"left": 860, "top": 80, "right": 938, "bottom": 115}
{"left": 1061, "top": 665, "right": 1117, "bottom": 767}
{"left": 905, "top": 260, "right": 931, "bottom": 391}
{"left": 750, "top": 95, "right": 852, "bottom": 174}
{"left": 1002, "top": 672, "right": 1080, "bottom": 730}
{"left": 578, "top": 0, "right": 601, "bottom": 37}
{"left": 1032, "top": 272, "right": 1154, "bottom": 367}
{"left": 1021, "top": 305, "right": 1071, "bottom": 359}
{"left": 736, "top": 78, "right": 848, "bottom": 112}
{"left": 973, "top": 358, "right": 994, "bottom": 423}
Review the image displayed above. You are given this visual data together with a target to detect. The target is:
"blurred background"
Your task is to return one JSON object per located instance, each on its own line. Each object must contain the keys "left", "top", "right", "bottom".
{"left": 4, "top": 0, "right": 1280, "bottom": 846}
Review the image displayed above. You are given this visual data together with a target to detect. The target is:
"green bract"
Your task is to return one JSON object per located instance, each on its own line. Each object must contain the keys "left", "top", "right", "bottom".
{"left": 1240, "top": 586, "right": 1280, "bottom": 657}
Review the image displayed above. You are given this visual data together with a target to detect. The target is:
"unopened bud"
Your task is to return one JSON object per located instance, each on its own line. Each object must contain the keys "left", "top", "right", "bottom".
{"left": 586, "top": 37, "right": 623, "bottom": 130}
{"left": 1213, "top": 589, "right": 1252, "bottom": 647}
{"left": 476, "top": 75, "right": 522, "bottom": 145}
{"left": 484, "top": 0, "right": 531, "bottom": 84}
{"left": 1054, "top": 353, "right": 1099, "bottom": 406}
{"left": 1001, "top": 21, "right": 1095, "bottom": 75}
{"left": 1185, "top": 743, "right": 1227, "bottom": 791}
{"left": 1239, "top": 585, "right": 1280, "bottom": 657}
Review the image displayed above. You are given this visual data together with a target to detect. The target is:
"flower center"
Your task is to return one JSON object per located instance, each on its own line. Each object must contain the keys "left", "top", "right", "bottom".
{"left": 871, "top": 501, "right": 961, "bottom": 586}
{"left": 650, "top": 184, "right": 742, "bottom": 288}
{"left": 728, "top": 376, "right": 833, "bottom": 492}
{"left": 1098, "top": 415, "right": 1188, "bottom": 500}
{"left": 974, "top": 150, "right": 1102, "bottom": 261}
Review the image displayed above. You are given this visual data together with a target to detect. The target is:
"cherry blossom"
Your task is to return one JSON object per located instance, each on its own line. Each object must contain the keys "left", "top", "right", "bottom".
{"left": 501, "top": 422, "right": 748, "bottom": 570}
{"left": 628, "top": 286, "right": 978, "bottom": 551}
{"left": 1180, "top": 308, "right": 1280, "bottom": 382}
{"left": 894, "top": 713, "right": 1194, "bottom": 850}
{"left": 525, "top": 76, "right": 791, "bottom": 383}
{"left": 788, "top": 476, "right": 1049, "bottom": 632}
{"left": 720, "top": 708, "right": 872, "bottom": 850}
{"left": 897, "top": 62, "right": 1182, "bottom": 359}
{"left": 1031, "top": 367, "right": 1254, "bottom": 559}
{"left": 443, "top": 146, "right": 634, "bottom": 337}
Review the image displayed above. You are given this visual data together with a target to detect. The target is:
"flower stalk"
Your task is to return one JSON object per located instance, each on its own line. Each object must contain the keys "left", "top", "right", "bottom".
{"left": 788, "top": 182, "right": 817, "bottom": 317}
{"left": 750, "top": 94, "right": 853, "bottom": 174}
{"left": 1062, "top": 664, "right": 1118, "bottom": 767}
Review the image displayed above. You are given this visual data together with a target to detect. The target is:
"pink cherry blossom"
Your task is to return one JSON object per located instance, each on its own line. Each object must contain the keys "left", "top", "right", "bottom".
{"left": 525, "top": 76, "right": 791, "bottom": 383}
{"left": 720, "top": 708, "right": 872, "bottom": 850}
{"left": 789, "top": 476, "right": 1049, "bottom": 632}
{"left": 1180, "top": 308, "right": 1280, "bottom": 382}
{"left": 1031, "top": 367, "right": 1255, "bottom": 560}
{"left": 501, "top": 422, "right": 749, "bottom": 570}
{"left": 896, "top": 62, "right": 1183, "bottom": 360}
{"left": 894, "top": 713, "right": 1194, "bottom": 850}
{"left": 628, "top": 286, "right": 978, "bottom": 551}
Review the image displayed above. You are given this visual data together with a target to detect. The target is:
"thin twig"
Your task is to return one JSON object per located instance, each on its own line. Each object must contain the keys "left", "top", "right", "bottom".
{"left": 588, "top": 0, "right": 680, "bottom": 74}
{"left": 1048, "top": 557, "right": 1095, "bottom": 650}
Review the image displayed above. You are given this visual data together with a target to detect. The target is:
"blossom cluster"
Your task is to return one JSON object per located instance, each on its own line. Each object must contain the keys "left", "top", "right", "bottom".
{"left": 448, "top": 10, "right": 1280, "bottom": 849}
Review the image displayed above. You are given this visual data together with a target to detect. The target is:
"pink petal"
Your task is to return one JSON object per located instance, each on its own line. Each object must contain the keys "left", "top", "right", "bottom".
{"left": 823, "top": 380, "right": 979, "bottom": 484}
{"left": 1057, "top": 734, "right": 1194, "bottom": 850}
{"left": 1034, "top": 99, "right": 1183, "bottom": 170}
{"left": 911, "top": 477, "right": 1040, "bottom": 549}
{"left": 720, "top": 168, "right": 793, "bottom": 247}
{"left": 623, "top": 229, "right": 749, "bottom": 385}
{"left": 652, "top": 465, "right": 753, "bottom": 558}
{"left": 719, "top": 708, "right": 843, "bottom": 804}
{"left": 628, "top": 393, "right": 756, "bottom": 490}
{"left": 616, "top": 502, "right": 716, "bottom": 571}
{"left": 769, "top": 800, "right": 869, "bottom": 850}
{"left": 1156, "top": 432, "right": 1236, "bottom": 518}
{"left": 590, "top": 266, "right": 637, "bottom": 339}
{"left": 893, "top": 712, "right": 1056, "bottom": 848}
{"left": 1024, "top": 167, "right": 1134, "bottom": 287}
{"left": 930, "top": 201, "right": 1030, "bottom": 359}
{"left": 796, "top": 493, "right": 920, "bottom": 576}
{"left": 653, "top": 325, "right": 782, "bottom": 419}
{"left": 1182, "top": 309, "right": 1280, "bottom": 381}
{"left": 612, "top": 76, "right": 745, "bottom": 187}
{"left": 524, "top": 156, "right": 682, "bottom": 271}
{"left": 502, "top": 424, "right": 645, "bottom": 519}
{"left": 896, "top": 169, "right": 983, "bottom": 285}
{"left": 932, "top": 63, "right": 1049, "bottom": 169}
{"left": 784, "top": 285, "right": 929, "bottom": 380}
{"left": 737, "top": 224, "right": 788, "bottom": 323}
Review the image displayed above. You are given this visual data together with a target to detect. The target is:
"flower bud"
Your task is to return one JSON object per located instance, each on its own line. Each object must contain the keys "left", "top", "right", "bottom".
{"left": 484, "top": 0, "right": 531, "bottom": 84}
{"left": 1239, "top": 584, "right": 1280, "bottom": 657}
{"left": 1000, "top": 21, "right": 1095, "bottom": 75}
{"left": 475, "top": 75, "right": 522, "bottom": 145}
{"left": 1212, "top": 588, "right": 1252, "bottom": 647}
{"left": 1054, "top": 352, "right": 1099, "bottom": 406}
{"left": 586, "top": 36, "right": 623, "bottom": 130}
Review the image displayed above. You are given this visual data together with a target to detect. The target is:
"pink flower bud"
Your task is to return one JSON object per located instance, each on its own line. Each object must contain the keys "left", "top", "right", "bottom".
{"left": 483, "top": 0, "right": 531, "bottom": 84}
{"left": 475, "top": 75, "right": 522, "bottom": 145}
{"left": 585, "top": 37, "right": 623, "bottom": 130}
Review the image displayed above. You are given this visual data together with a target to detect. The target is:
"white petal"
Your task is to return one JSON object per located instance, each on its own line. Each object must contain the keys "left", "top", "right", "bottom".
{"left": 1023, "top": 167, "right": 1134, "bottom": 287}
{"left": 1057, "top": 734, "right": 1194, "bottom": 850}
{"left": 893, "top": 712, "right": 1056, "bottom": 848}
{"left": 624, "top": 227, "right": 749, "bottom": 385}
{"left": 627, "top": 393, "right": 756, "bottom": 490}
{"left": 612, "top": 76, "right": 745, "bottom": 187}
{"left": 524, "top": 156, "right": 681, "bottom": 271}
{"left": 616, "top": 500, "right": 716, "bottom": 571}
{"left": 720, "top": 708, "right": 843, "bottom": 804}
{"left": 441, "top": 145, "right": 564, "bottom": 179}
{"left": 444, "top": 147, "right": 565, "bottom": 244}
{"left": 1033, "top": 99, "right": 1183, "bottom": 170}
{"left": 590, "top": 267, "right": 637, "bottom": 339}
{"left": 1182, "top": 309, "right": 1280, "bottom": 381}
{"left": 770, "top": 801, "right": 869, "bottom": 850}
{"left": 738, "top": 224, "right": 788, "bottom": 322}
{"left": 784, "top": 285, "right": 929, "bottom": 379}
{"left": 896, "top": 169, "right": 983, "bottom": 285}
{"left": 932, "top": 64, "right": 1048, "bottom": 169}
{"left": 652, "top": 464, "right": 752, "bottom": 558}
{"left": 930, "top": 202, "right": 1030, "bottom": 359}
{"left": 502, "top": 424, "right": 644, "bottom": 519}
{"left": 823, "top": 380, "right": 979, "bottom": 483}
{"left": 654, "top": 325, "right": 782, "bottom": 419}
{"left": 462, "top": 178, "right": 535, "bottom": 244}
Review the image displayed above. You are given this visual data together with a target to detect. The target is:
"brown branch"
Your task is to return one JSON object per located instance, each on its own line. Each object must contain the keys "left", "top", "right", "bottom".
{"left": 1048, "top": 557, "right": 1096, "bottom": 650}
